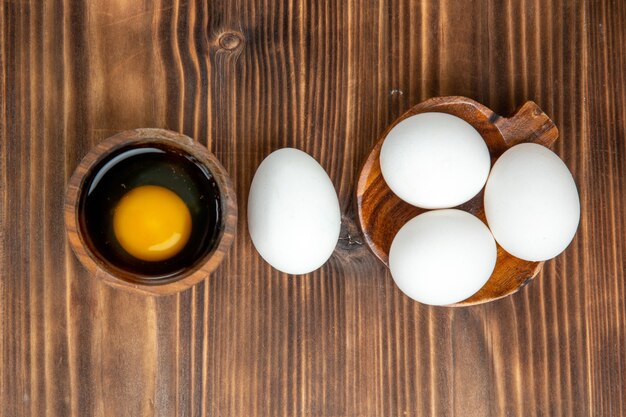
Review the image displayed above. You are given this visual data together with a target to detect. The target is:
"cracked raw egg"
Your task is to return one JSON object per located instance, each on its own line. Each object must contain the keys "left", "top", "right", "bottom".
{"left": 79, "top": 142, "right": 222, "bottom": 283}
{"left": 113, "top": 185, "right": 192, "bottom": 262}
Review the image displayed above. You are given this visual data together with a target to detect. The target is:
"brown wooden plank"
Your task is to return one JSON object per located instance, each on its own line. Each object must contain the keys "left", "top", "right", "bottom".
{"left": 1, "top": 0, "right": 625, "bottom": 416}
{"left": 584, "top": 0, "right": 626, "bottom": 414}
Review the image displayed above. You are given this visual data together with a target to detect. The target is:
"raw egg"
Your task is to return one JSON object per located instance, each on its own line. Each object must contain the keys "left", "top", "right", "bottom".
{"left": 380, "top": 112, "right": 491, "bottom": 209}
{"left": 248, "top": 148, "right": 341, "bottom": 275}
{"left": 113, "top": 185, "right": 192, "bottom": 262}
{"left": 388, "top": 209, "right": 496, "bottom": 305}
{"left": 79, "top": 143, "right": 222, "bottom": 282}
{"left": 484, "top": 143, "right": 580, "bottom": 261}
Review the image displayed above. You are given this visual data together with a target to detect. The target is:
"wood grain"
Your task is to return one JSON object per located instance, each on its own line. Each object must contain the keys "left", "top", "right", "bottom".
{"left": 1, "top": 0, "right": 624, "bottom": 416}
{"left": 356, "top": 96, "right": 558, "bottom": 306}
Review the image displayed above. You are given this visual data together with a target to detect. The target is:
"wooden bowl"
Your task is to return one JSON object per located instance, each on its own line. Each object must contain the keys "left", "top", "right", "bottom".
{"left": 65, "top": 128, "right": 237, "bottom": 296}
{"left": 356, "top": 96, "right": 559, "bottom": 306}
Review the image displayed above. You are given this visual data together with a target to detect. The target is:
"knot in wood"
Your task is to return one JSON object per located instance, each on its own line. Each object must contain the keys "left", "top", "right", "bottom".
{"left": 218, "top": 32, "right": 243, "bottom": 51}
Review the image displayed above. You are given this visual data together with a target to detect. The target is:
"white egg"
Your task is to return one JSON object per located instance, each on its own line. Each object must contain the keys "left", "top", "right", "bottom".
{"left": 380, "top": 112, "right": 491, "bottom": 209}
{"left": 247, "top": 148, "right": 341, "bottom": 275}
{"left": 484, "top": 143, "right": 580, "bottom": 261}
{"left": 389, "top": 209, "right": 496, "bottom": 306}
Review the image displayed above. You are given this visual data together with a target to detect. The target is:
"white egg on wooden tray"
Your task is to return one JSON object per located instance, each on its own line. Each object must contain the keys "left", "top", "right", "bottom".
{"left": 484, "top": 143, "right": 580, "bottom": 262}
{"left": 388, "top": 209, "right": 497, "bottom": 306}
{"left": 247, "top": 148, "right": 341, "bottom": 275}
{"left": 380, "top": 112, "right": 491, "bottom": 209}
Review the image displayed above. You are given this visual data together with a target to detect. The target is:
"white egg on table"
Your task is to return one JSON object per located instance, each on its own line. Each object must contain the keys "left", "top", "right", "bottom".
{"left": 388, "top": 209, "right": 497, "bottom": 306}
{"left": 484, "top": 143, "right": 580, "bottom": 262}
{"left": 247, "top": 148, "right": 341, "bottom": 275}
{"left": 380, "top": 112, "right": 491, "bottom": 209}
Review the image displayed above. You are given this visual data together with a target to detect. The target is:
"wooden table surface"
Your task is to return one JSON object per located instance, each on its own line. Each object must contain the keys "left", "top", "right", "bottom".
{"left": 1, "top": 0, "right": 625, "bottom": 416}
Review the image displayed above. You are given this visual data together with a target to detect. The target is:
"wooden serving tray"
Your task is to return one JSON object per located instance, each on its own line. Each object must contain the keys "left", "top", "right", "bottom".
{"left": 357, "top": 96, "right": 559, "bottom": 306}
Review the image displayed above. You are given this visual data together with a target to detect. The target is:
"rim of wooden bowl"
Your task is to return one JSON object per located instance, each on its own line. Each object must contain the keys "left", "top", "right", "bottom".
{"left": 65, "top": 128, "right": 237, "bottom": 296}
{"left": 356, "top": 96, "right": 559, "bottom": 306}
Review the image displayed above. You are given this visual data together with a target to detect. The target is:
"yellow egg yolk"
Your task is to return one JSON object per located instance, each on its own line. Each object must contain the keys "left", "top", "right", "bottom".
{"left": 113, "top": 185, "right": 192, "bottom": 262}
